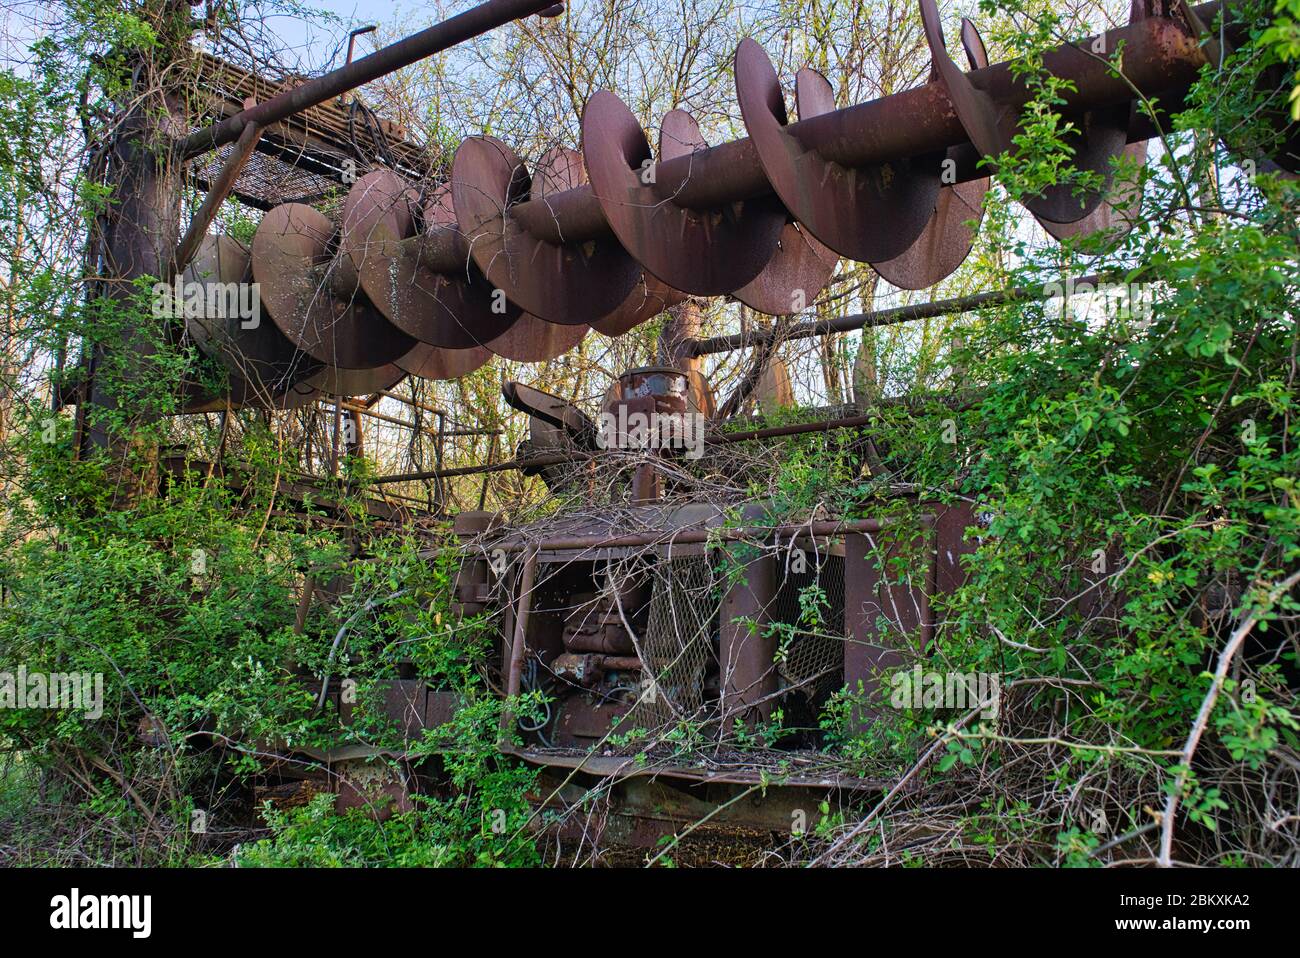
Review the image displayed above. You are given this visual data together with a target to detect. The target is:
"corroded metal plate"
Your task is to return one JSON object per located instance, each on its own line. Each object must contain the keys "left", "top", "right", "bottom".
{"left": 342, "top": 171, "right": 519, "bottom": 349}
{"left": 582, "top": 91, "right": 785, "bottom": 296}
{"left": 452, "top": 135, "right": 639, "bottom": 325}
{"left": 735, "top": 39, "right": 940, "bottom": 266}
{"left": 251, "top": 202, "right": 414, "bottom": 369}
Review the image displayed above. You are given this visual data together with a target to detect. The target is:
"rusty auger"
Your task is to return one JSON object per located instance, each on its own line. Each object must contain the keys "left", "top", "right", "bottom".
{"left": 179, "top": 0, "right": 1289, "bottom": 409}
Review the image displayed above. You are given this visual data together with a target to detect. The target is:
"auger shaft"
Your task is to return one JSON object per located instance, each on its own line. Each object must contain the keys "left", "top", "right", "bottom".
{"left": 189, "top": 0, "right": 1276, "bottom": 408}
{"left": 508, "top": 8, "right": 1218, "bottom": 247}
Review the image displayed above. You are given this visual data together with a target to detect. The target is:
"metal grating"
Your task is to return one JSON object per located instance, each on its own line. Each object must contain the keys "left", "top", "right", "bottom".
{"left": 181, "top": 48, "right": 437, "bottom": 211}
{"left": 190, "top": 144, "right": 346, "bottom": 211}
{"left": 630, "top": 555, "right": 717, "bottom": 730}
{"left": 773, "top": 552, "right": 845, "bottom": 701}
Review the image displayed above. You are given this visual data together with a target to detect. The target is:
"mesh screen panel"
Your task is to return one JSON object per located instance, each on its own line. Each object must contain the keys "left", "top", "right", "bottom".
{"left": 629, "top": 555, "right": 717, "bottom": 729}
{"left": 773, "top": 553, "right": 845, "bottom": 701}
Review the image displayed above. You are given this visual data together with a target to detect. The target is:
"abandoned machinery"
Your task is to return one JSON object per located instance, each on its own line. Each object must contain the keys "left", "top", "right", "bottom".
{"left": 153, "top": 0, "right": 1296, "bottom": 829}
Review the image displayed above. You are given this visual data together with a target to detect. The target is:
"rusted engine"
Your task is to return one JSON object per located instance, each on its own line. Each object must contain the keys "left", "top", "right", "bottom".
{"left": 448, "top": 373, "right": 979, "bottom": 787}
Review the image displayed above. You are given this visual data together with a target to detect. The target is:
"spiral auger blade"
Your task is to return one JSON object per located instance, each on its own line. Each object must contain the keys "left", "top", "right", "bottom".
{"left": 659, "top": 105, "right": 837, "bottom": 315}
{"left": 304, "top": 363, "right": 409, "bottom": 396}
{"left": 1038, "top": 138, "right": 1147, "bottom": 248}
{"left": 1030, "top": 3, "right": 1150, "bottom": 247}
{"left": 592, "top": 271, "right": 686, "bottom": 337}
{"left": 481, "top": 313, "right": 582, "bottom": 362}
{"left": 870, "top": 22, "right": 993, "bottom": 289}
{"left": 453, "top": 134, "right": 640, "bottom": 325}
{"left": 252, "top": 202, "right": 415, "bottom": 371}
{"left": 734, "top": 37, "right": 943, "bottom": 272}
{"left": 398, "top": 342, "right": 493, "bottom": 380}
{"left": 341, "top": 169, "right": 520, "bottom": 350}
{"left": 182, "top": 234, "right": 323, "bottom": 405}
{"left": 188, "top": 0, "right": 1300, "bottom": 413}
{"left": 231, "top": 145, "right": 689, "bottom": 401}
{"left": 479, "top": 145, "right": 590, "bottom": 362}
{"left": 583, "top": 90, "right": 787, "bottom": 296}
{"left": 919, "top": 0, "right": 1131, "bottom": 229}
{"left": 530, "top": 142, "right": 688, "bottom": 337}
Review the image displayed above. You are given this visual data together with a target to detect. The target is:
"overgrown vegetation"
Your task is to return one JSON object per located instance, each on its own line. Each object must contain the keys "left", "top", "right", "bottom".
{"left": 0, "top": 0, "right": 1297, "bottom": 867}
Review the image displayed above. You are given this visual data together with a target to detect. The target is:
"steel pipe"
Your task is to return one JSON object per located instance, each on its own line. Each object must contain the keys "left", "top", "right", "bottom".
{"left": 489, "top": 517, "right": 933, "bottom": 553}
{"left": 178, "top": 0, "right": 563, "bottom": 158}
{"left": 496, "top": 11, "right": 1217, "bottom": 248}
{"left": 686, "top": 274, "right": 1106, "bottom": 356}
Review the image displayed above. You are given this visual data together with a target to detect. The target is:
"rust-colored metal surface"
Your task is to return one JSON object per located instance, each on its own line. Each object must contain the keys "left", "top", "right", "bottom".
{"left": 251, "top": 203, "right": 415, "bottom": 369}
{"left": 343, "top": 171, "right": 520, "bottom": 348}
{"left": 453, "top": 135, "right": 639, "bottom": 324}
{"left": 662, "top": 102, "right": 838, "bottom": 314}
{"left": 754, "top": 357, "right": 794, "bottom": 413}
{"left": 686, "top": 369, "right": 716, "bottom": 419}
{"left": 583, "top": 93, "right": 785, "bottom": 296}
{"left": 273, "top": 381, "right": 325, "bottom": 410}
{"left": 183, "top": 235, "right": 319, "bottom": 394}
{"left": 528, "top": 144, "right": 692, "bottom": 335}
{"left": 189, "top": 2, "right": 1268, "bottom": 406}
{"left": 843, "top": 519, "right": 940, "bottom": 731}
{"left": 487, "top": 312, "right": 588, "bottom": 362}
{"left": 305, "top": 363, "right": 407, "bottom": 396}
{"left": 503, "top": 381, "right": 595, "bottom": 439}
{"left": 590, "top": 272, "right": 685, "bottom": 337}
{"left": 919, "top": 0, "right": 1126, "bottom": 226}
{"left": 720, "top": 542, "right": 778, "bottom": 727}
{"left": 462, "top": 507, "right": 950, "bottom": 787}
{"left": 735, "top": 39, "right": 938, "bottom": 267}
{"left": 870, "top": 24, "right": 992, "bottom": 289}
{"left": 395, "top": 342, "right": 492, "bottom": 380}
{"left": 1039, "top": 139, "right": 1148, "bottom": 245}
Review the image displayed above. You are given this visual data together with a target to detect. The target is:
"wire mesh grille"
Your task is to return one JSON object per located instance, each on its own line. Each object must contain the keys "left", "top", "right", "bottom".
{"left": 773, "top": 552, "right": 845, "bottom": 701}
{"left": 182, "top": 48, "right": 434, "bottom": 211}
{"left": 191, "top": 145, "right": 344, "bottom": 210}
{"left": 630, "top": 555, "right": 717, "bottom": 729}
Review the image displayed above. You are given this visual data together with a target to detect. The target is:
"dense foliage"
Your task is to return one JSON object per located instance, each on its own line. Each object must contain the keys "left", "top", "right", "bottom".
{"left": 0, "top": 0, "right": 1296, "bottom": 867}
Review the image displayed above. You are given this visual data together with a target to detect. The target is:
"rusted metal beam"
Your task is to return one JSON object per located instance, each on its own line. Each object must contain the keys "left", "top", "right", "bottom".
{"left": 178, "top": 0, "right": 563, "bottom": 159}
{"left": 844, "top": 521, "right": 938, "bottom": 730}
{"left": 377, "top": 389, "right": 446, "bottom": 417}
{"left": 720, "top": 539, "right": 778, "bottom": 726}
{"left": 686, "top": 274, "right": 1106, "bottom": 357}
{"left": 332, "top": 401, "right": 433, "bottom": 435}
{"left": 321, "top": 399, "right": 500, "bottom": 438}
{"left": 716, "top": 415, "right": 877, "bottom": 443}
{"left": 489, "top": 517, "right": 931, "bottom": 553}
{"left": 367, "top": 412, "right": 923, "bottom": 486}
{"left": 171, "top": 120, "right": 263, "bottom": 276}
{"left": 345, "top": 25, "right": 378, "bottom": 67}
{"left": 371, "top": 451, "right": 581, "bottom": 485}
{"left": 500, "top": 551, "right": 538, "bottom": 739}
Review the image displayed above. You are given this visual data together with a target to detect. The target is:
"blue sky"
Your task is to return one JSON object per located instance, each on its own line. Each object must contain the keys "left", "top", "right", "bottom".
{"left": 259, "top": 1, "right": 449, "bottom": 74}
{"left": 0, "top": 0, "right": 453, "bottom": 76}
